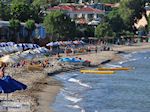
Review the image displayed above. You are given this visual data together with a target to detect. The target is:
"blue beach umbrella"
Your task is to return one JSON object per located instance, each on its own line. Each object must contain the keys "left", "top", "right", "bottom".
{"left": 2, "top": 76, "right": 27, "bottom": 91}
{"left": 0, "top": 76, "right": 27, "bottom": 110}
{"left": 0, "top": 79, "right": 12, "bottom": 93}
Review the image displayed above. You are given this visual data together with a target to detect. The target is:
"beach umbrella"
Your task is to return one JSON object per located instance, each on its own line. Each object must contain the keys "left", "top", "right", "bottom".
{"left": 73, "top": 40, "right": 80, "bottom": 45}
{"left": 38, "top": 47, "right": 50, "bottom": 53}
{"left": 2, "top": 76, "right": 27, "bottom": 92}
{"left": 0, "top": 76, "right": 27, "bottom": 110}
{"left": 0, "top": 79, "right": 12, "bottom": 93}
{"left": 79, "top": 40, "right": 85, "bottom": 44}
{"left": 33, "top": 44, "right": 40, "bottom": 48}
{"left": 7, "top": 42, "right": 15, "bottom": 46}
{"left": 46, "top": 42, "right": 59, "bottom": 47}
{"left": 46, "top": 42, "right": 54, "bottom": 47}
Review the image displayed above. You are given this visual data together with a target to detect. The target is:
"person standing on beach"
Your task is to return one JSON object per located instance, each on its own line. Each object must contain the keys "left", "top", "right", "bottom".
{"left": 65, "top": 46, "right": 67, "bottom": 56}
{"left": 0, "top": 62, "right": 6, "bottom": 79}
{"left": 95, "top": 46, "right": 98, "bottom": 53}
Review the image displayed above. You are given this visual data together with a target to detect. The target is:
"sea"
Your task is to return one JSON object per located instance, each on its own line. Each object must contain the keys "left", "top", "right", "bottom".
{"left": 52, "top": 50, "right": 150, "bottom": 112}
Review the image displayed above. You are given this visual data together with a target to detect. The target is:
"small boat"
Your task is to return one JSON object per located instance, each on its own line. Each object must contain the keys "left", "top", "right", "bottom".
{"left": 80, "top": 70, "right": 115, "bottom": 74}
{"left": 96, "top": 67, "right": 131, "bottom": 71}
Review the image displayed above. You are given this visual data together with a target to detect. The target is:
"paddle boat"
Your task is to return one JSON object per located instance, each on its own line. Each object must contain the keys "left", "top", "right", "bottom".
{"left": 96, "top": 67, "right": 131, "bottom": 71}
{"left": 80, "top": 70, "right": 115, "bottom": 74}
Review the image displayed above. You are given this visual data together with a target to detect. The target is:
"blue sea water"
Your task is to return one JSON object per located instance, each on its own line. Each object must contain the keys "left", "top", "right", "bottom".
{"left": 52, "top": 50, "right": 150, "bottom": 112}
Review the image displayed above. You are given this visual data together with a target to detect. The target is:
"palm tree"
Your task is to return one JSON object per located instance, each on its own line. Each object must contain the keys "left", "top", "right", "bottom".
{"left": 25, "top": 19, "right": 36, "bottom": 42}
{"left": 9, "top": 19, "right": 21, "bottom": 43}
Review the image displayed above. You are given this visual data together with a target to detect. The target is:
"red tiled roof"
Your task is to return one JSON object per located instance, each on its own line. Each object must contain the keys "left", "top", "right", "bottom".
{"left": 49, "top": 6, "right": 61, "bottom": 10}
{"left": 48, "top": 5, "right": 75, "bottom": 11}
{"left": 48, "top": 5, "right": 104, "bottom": 13}
{"left": 74, "top": 7, "right": 103, "bottom": 13}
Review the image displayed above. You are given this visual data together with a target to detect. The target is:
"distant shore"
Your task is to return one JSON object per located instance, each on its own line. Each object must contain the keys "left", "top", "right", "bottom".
{"left": 1, "top": 43, "right": 150, "bottom": 112}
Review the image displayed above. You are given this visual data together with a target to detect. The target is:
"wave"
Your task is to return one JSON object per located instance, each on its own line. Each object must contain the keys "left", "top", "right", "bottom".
{"left": 67, "top": 105, "right": 85, "bottom": 112}
{"left": 123, "top": 54, "right": 133, "bottom": 59}
{"left": 144, "top": 57, "right": 150, "bottom": 59}
{"left": 56, "top": 73, "right": 79, "bottom": 80}
{"left": 106, "top": 64, "right": 122, "bottom": 68}
{"left": 61, "top": 88, "right": 75, "bottom": 95}
{"left": 118, "top": 58, "right": 137, "bottom": 64}
{"left": 65, "top": 95, "right": 82, "bottom": 103}
{"left": 68, "top": 78, "right": 92, "bottom": 88}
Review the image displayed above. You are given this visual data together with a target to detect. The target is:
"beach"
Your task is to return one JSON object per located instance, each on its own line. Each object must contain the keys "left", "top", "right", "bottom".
{"left": 1, "top": 43, "right": 150, "bottom": 112}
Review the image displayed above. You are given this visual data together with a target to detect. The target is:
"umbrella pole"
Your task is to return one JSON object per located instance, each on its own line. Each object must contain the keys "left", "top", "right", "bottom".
{"left": 6, "top": 93, "right": 8, "bottom": 111}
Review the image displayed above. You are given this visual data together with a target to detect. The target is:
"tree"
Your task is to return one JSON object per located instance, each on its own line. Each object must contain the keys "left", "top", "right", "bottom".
{"left": 147, "top": 14, "right": 150, "bottom": 31}
{"left": 108, "top": 9, "right": 124, "bottom": 36}
{"left": 95, "top": 0, "right": 120, "bottom": 3}
{"left": 11, "top": 0, "right": 31, "bottom": 4}
{"left": 43, "top": 11, "right": 76, "bottom": 40}
{"left": 10, "top": 3, "right": 41, "bottom": 22}
{"left": 9, "top": 19, "right": 21, "bottom": 42}
{"left": 30, "top": 5, "right": 42, "bottom": 23}
{"left": 95, "top": 22, "right": 115, "bottom": 40}
{"left": 10, "top": 3, "right": 31, "bottom": 22}
{"left": 32, "top": 0, "right": 58, "bottom": 7}
{"left": 0, "top": 1, "right": 11, "bottom": 20}
{"left": 25, "top": 19, "right": 36, "bottom": 42}
{"left": 118, "top": 0, "right": 145, "bottom": 32}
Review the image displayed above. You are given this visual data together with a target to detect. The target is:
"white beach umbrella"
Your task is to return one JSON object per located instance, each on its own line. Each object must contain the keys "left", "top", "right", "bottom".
{"left": 46, "top": 42, "right": 54, "bottom": 47}
{"left": 37, "top": 47, "right": 50, "bottom": 53}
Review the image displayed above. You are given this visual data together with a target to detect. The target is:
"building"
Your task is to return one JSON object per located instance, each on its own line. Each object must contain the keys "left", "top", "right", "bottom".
{"left": 48, "top": 4, "right": 104, "bottom": 24}
{"left": 0, "top": 21, "right": 46, "bottom": 41}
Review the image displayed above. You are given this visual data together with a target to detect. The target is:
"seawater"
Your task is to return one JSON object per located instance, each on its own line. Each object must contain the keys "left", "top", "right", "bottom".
{"left": 52, "top": 50, "right": 150, "bottom": 112}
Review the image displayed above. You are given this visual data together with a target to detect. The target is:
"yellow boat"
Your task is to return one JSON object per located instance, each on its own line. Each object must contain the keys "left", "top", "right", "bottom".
{"left": 80, "top": 70, "right": 115, "bottom": 74}
{"left": 96, "top": 67, "right": 131, "bottom": 71}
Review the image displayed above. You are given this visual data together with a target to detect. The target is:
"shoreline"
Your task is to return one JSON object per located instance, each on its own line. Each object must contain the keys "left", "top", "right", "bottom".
{"left": 35, "top": 43, "right": 150, "bottom": 112}
{"left": 1, "top": 43, "right": 150, "bottom": 112}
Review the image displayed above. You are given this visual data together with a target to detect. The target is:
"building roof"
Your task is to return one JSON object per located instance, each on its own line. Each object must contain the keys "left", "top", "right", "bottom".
{"left": 48, "top": 5, "right": 104, "bottom": 14}
{"left": 73, "top": 6, "right": 104, "bottom": 13}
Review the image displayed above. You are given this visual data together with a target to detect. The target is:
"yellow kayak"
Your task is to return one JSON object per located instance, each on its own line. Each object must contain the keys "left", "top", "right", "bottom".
{"left": 80, "top": 70, "right": 115, "bottom": 74}
{"left": 96, "top": 67, "right": 131, "bottom": 71}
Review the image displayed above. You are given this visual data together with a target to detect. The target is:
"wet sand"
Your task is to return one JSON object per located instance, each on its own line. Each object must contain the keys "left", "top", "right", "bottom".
{"left": 1, "top": 43, "right": 150, "bottom": 112}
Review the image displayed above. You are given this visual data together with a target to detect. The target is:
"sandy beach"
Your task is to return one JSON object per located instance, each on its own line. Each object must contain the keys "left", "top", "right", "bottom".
{"left": 1, "top": 43, "right": 150, "bottom": 112}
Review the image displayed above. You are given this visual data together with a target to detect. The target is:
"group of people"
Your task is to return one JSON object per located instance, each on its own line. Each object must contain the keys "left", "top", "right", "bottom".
{"left": 63, "top": 44, "right": 112, "bottom": 56}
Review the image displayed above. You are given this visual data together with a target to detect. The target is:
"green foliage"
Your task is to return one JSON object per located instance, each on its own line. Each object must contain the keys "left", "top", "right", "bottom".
{"left": 10, "top": 2, "right": 41, "bottom": 22}
{"left": 9, "top": 19, "right": 21, "bottom": 42}
{"left": 0, "top": 1, "right": 11, "bottom": 20}
{"left": 95, "top": 22, "right": 115, "bottom": 39}
{"left": 30, "top": 5, "right": 42, "bottom": 23}
{"left": 121, "top": 30, "right": 134, "bottom": 38}
{"left": 32, "top": 0, "right": 57, "bottom": 7}
{"left": 108, "top": 9, "right": 124, "bottom": 34}
{"left": 10, "top": 3, "right": 31, "bottom": 22}
{"left": 32, "top": 0, "right": 47, "bottom": 6}
{"left": 25, "top": 19, "right": 36, "bottom": 42}
{"left": 9, "top": 19, "right": 21, "bottom": 31}
{"left": 43, "top": 11, "right": 76, "bottom": 40}
{"left": 11, "top": 0, "right": 31, "bottom": 4}
{"left": 25, "top": 19, "right": 36, "bottom": 31}
{"left": 118, "top": 0, "right": 145, "bottom": 32}
{"left": 147, "top": 15, "right": 150, "bottom": 30}
{"left": 96, "top": 0, "right": 120, "bottom": 3}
